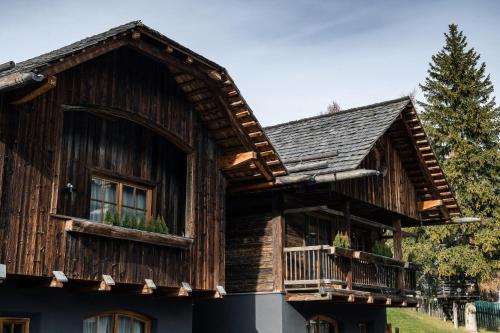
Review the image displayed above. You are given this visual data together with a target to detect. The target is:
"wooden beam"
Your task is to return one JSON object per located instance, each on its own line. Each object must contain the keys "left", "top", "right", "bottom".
{"left": 11, "top": 76, "right": 57, "bottom": 106}
{"left": 0, "top": 264, "right": 5, "bottom": 282}
{"left": 142, "top": 279, "right": 157, "bottom": 294}
{"left": 50, "top": 271, "right": 68, "bottom": 288}
{"left": 98, "top": 274, "right": 115, "bottom": 291}
{"left": 42, "top": 38, "right": 128, "bottom": 76}
{"left": 392, "top": 216, "right": 403, "bottom": 261}
{"left": 215, "top": 285, "right": 227, "bottom": 298}
{"left": 64, "top": 218, "right": 193, "bottom": 249}
{"left": 220, "top": 151, "right": 256, "bottom": 171}
{"left": 418, "top": 199, "right": 444, "bottom": 212}
{"left": 178, "top": 282, "right": 192, "bottom": 296}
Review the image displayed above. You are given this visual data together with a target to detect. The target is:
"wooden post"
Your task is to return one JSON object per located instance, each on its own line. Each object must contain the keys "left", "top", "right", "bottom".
{"left": 392, "top": 215, "right": 403, "bottom": 261}
{"left": 392, "top": 215, "right": 405, "bottom": 294}
{"left": 344, "top": 199, "right": 353, "bottom": 291}
{"left": 453, "top": 301, "right": 459, "bottom": 329}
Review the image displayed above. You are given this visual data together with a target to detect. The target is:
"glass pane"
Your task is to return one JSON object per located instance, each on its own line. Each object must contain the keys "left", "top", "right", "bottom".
{"left": 90, "top": 200, "right": 103, "bottom": 222}
{"left": 13, "top": 324, "right": 24, "bottom": 333}
{"left": 91, "top": 178, "right": 103, "bottom": 200}
{"left": 136, "top": 189, "right": 147, "bottom": 210}
{"left": 122, "top": 185, "right": 134, "bottom": 207}
{"left": 319, "top": 320, "right": 331, "bottom": 333}
{"left": 83, "top": 317, "right": 97, "bottom": 333}
{"left": 103, "top": 203, "right": 117, "bottom": 217}
{"left": 133, "top": 320, "right": 145, "bottom": 333}
{"left": 98, "top": 315, "right": 113, "bottom": 333}
{"left": 134, "top": 210, "right": 146, "bottom": 221}
{"left": 103, "top": 181, "right": 117, "bottom": 203}
{"left": 121, "top": 207, "right": 136, "bottom": 224}
{"left": 308, "top": 320, "right": 317, "bottom": 333}
{"left": 118, "top": 316, "right": 132, "bottom": 333}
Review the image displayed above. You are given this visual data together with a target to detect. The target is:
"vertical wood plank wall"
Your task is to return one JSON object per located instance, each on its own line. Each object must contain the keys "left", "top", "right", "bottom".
{"left": 330, "top": 135, "right": 419, "bottom": 220}
{"left": 0, "top": 48, "right": 225, "bottom": 290}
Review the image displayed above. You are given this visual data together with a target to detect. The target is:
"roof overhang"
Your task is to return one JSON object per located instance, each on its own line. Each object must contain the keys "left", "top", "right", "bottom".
{"left": 0, "top": 22, "right": 287, "bottom": 184}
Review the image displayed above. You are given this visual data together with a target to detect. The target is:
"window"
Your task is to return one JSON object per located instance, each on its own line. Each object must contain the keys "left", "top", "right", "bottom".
{"left": 83, "top": 311, "right": 150, "bottom": 333}
{"left": 0, "top": 318, "right": 29, "bottom": 333}
{"left": 90, "top": 175, "right": 152, "bottom": 224}
{"left": 306, "top": 315, "right": 339, "bottom": 333}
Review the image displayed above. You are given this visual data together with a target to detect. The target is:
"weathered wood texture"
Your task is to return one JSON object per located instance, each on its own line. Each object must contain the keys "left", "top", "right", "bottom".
{"left": 0, "top": 48, "right": 225, "bottom": 290}
{"left": 330, "top": 135, "right": 419, "bottom": 220}
{"left": 226, "top": 212, "right": 280, "bottom": 292}
{"left": 58, "top": 112, "right": 187, "bottom": 235}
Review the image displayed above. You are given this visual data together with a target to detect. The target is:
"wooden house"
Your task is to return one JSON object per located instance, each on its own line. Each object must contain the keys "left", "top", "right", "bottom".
{"left": 0, "top": 21, "right": 286, "bottom": 333}
{"left": 0, "top": 22, "right": 462, "bottom": 333}
{"left": 194, "top": 98, "right": 462, "bottom": 333}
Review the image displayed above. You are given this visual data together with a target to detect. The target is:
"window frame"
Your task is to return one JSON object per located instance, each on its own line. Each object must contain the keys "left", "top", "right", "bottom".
{"left": 89, "top": 173, "right": 154, "bottom": 224}
{"left": 84, "top": 310, "right": 151, "bottom": 333}
{"left": 306, "top": 315, "right": 339, "bottom": 333}
{"left": 0, "top": 317, "right": 30, "bottom": 333}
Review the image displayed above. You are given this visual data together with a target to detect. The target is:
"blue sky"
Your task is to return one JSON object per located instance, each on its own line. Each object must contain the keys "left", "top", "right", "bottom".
{"left": 1, "top": 0, "right": 499, "bottom": 126}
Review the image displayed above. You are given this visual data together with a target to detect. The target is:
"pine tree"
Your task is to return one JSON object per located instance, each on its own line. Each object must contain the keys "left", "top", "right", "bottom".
{"left": 408, "top": 24, "right": 500, "bottom": 286}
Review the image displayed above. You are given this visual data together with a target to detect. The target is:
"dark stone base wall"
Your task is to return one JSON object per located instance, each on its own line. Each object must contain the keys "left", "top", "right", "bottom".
{"left": 0, "top": 285, "right": 193, "bottom": 333}
{"left": 193, "top": 293, "right": 387, "bottom": 333}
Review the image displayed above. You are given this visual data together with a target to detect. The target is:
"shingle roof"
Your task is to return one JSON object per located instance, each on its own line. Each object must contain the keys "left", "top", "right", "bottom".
{"left": 265, "top": 97, "right": 412, "bottom": 176}
{"left": 0, "top": 20, "right": 222, "bottom": 79}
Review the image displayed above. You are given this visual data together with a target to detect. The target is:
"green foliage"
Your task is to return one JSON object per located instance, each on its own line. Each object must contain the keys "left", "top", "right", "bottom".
{"left": 111, "top": 208, "right": 120, "bottom": 226}
{"left": 410, "top": 25, "right": 500, "bottom": 280}
{"left": 137, "top": 215, "right": 146, "bottom": 231}
{"left": 410, "top": 24, "right": 500, "bottom": 285}
{"left": 372, "top": 240, "right": 393, "bottom": 257}
{"left": 146, "top": 216, "right": 156, "bottom": 232}
{"left": 158, "top": 216, "right": 169, "bottom": 234}
{"left": 103, "top": 208, "right": 115, "bottom": 225}
{"left": 123, "top": 212, "right": 133, "bottom": 228}
{"left": 332, "top": 232, "right": 350, "bottom": 248}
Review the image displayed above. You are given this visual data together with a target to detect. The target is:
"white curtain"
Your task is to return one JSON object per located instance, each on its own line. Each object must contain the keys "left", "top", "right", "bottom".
{"left": 98, "top": 316, "right": 113, "bottom": 333}
{"left": 83, "top": 317, "right": 97, "bottom": 333}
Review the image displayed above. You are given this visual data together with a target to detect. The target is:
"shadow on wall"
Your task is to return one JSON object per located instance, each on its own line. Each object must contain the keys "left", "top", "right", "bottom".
{"left": 193, "top": 293, "right": 286, "bottom": 333}
{"left": 286, "top": 301, "right": 387, "bottom": 333}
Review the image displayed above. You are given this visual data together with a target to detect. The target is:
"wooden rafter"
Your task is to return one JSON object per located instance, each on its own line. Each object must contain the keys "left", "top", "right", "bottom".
{"left": 220, "top": 151, "right": 256, "bottom": 171}
{"left": 11, "top": 76, "right": 57, "bottom": 106}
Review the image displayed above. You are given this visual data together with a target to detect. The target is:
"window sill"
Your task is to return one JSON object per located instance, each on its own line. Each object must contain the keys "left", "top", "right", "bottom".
{"left": 60, "top": 216, "right": 193, "bottom": 249}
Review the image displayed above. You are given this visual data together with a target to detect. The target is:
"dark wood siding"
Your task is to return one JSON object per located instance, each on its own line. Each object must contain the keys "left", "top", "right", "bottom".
{"left": 226, "top": 212, "right": 276, "bottom": 292}
{"left": 58, "top": 112, "right": 186, "bottom": 235}
{"left": 0, "top": 47, "right": 225, "bottom": 290}
{"left": 330, "top": 135, "right": 419, "bottom": 220}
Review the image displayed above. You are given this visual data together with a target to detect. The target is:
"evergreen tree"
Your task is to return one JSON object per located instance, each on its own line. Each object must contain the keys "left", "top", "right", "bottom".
{"left": 407, "top": 24, "right": 500, "bottom": 286}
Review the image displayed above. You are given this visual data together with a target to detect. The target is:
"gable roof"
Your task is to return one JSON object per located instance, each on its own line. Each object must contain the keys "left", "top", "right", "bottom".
{"left": 265, "top": 97, "right": 411, "bottom": 176}
{"left": 0, "top": 21, "right": 220, "bottom": 79}
{"left": 264, "top": 97, "right": 461, "bottom": 224}
{"left": 0, "top": 21, "right": 287, "bottom": 183}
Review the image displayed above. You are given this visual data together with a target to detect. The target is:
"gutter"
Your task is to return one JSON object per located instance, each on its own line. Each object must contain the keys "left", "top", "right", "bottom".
{"left": 275, "top": 167, "right": 387, "bottom": 186}
{"left": 0, "top": 71, "right": 45, "bottom": 93}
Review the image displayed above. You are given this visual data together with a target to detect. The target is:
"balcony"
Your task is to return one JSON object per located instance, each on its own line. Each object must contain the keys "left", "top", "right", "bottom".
{"left": 284, "top": 245, "right": 418, "bottom": 305}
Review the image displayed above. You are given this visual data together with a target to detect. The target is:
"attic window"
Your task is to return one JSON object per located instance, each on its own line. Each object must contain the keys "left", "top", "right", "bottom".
{"left": 90, "top": 175, "right": 152, "bottom": 224}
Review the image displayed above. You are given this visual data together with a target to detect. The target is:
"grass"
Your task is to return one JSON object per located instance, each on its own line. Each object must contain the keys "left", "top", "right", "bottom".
{"left": 387, "top": 308, "right": 497, "bottom": 333}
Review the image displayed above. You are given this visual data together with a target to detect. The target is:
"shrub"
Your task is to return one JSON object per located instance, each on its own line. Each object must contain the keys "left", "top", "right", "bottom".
{"left": 332, "top": 232, "right": 350, "bottom": 248}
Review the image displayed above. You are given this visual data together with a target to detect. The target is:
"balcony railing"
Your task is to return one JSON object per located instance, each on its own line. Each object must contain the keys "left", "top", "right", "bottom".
{"left": 284, "top": 245, "right": 417, "bottom": 295}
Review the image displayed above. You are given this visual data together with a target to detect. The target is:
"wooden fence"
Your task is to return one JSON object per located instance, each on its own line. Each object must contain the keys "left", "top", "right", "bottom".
{"left": 475, "top": 300, "right": 500, "bottom": 331}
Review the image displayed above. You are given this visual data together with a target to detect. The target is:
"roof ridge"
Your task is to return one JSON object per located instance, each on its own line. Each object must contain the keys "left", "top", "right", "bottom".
{"left": 264, "top": 96, "right": 412, "bottom": 130}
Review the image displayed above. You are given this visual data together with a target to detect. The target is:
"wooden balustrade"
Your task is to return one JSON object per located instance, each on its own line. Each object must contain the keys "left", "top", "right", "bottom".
{"left": 284, "top": 246, "right": 418, "bottom": 294}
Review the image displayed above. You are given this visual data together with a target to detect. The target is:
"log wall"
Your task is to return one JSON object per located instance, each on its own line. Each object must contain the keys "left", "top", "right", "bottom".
{"left": 0, "top": 48, "right": 225, "bottom": 290}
